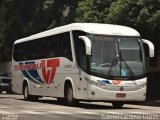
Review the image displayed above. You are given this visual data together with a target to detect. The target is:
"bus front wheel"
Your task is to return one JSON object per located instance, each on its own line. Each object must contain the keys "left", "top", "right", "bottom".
{"left": 57, "top": 98, "right": 65, "bottom": 104}
{"left": 64, "top": 84, "right": 77, "bottom": 106}
{"left": 112, "top": 102, "right": 124, "bottom": 108}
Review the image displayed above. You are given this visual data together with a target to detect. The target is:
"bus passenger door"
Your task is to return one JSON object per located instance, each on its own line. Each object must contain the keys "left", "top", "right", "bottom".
{"left": 72, "top": 30, "right": 89, "bottom": 100}
{"left": 76, "top": 46, "right": 89, "bottom": 99}
{"left": 78, "top": 70, "right": 88, "bottom": 99}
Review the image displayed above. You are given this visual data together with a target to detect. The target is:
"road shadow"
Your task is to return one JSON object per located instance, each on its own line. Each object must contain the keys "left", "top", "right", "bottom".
{"left": 0, "top": 93, "right": 17, "bottom": 99}
{"left": 16, "top": 98, "right": 143, "bottom": 110}
{"left": 126, "top": 101, "right": 160, "bottom": 107}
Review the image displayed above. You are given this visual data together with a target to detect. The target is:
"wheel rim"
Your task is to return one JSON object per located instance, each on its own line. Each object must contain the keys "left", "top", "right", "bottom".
{"left": 67, "top": 88, "right": 73, "bottom": 103}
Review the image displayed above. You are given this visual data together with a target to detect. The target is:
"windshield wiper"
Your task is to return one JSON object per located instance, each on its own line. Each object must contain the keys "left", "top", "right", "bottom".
{"left": 108, "top": 39, "right": 120, "bottom": 76}
{"left": 120, "top": 57, "right": 135, "bottom": 76}
{"left": 118, "top": 38, "right": 135, "bottom": 77}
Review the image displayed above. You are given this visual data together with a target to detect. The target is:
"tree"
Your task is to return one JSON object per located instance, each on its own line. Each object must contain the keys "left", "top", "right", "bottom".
{"left": 74, "top": 0, "right": 113, "bottom": 23}
{"left": 0, "top": 0, "right": 66, "bottom": 61}
{"left": 0, "top": 0, "right": 160, "bottom": 61}
{"left": 106, "top": 0, "right": 160, "bottom": 49}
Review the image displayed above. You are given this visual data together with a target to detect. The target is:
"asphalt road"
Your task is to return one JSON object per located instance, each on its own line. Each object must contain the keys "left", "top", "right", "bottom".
{"left": 0, "top": 94, "right": 160, "bottom": 120}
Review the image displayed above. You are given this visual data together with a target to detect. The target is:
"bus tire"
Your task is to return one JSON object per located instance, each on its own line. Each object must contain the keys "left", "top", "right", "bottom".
{"left": 23, "top": 83, "right": 39, "bottom": 101}
{"left": 23, "top": 84, "right": 31, "bottom": 101}
{"left": 112, "top": 102, "right": 124, "bottom": 109}
{"left": 64, "top": 84, "right": 76, "bottom": 106}
{"left": 57, "top": 98, "right": 65, "bottom": 104}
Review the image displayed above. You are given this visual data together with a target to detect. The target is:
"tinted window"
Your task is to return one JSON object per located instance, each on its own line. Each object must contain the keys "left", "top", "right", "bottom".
{"left": 13, "top": 32, "right": 72, "bottom": 61}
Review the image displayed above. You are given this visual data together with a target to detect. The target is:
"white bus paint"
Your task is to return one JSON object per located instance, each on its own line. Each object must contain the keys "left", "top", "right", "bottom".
{"left": 12, "top": 23, "right": 154, "bottom": 108}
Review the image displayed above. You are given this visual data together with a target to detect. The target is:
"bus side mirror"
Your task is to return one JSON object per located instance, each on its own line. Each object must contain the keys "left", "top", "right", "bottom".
{"left": 142, "top": 39, "right": 154, "bottom": 58}
{"left": 79, "top": 36, "right": 91, "bottom": 55}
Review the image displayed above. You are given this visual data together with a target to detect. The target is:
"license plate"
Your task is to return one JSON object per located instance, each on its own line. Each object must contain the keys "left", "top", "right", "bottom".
{"left": 116, "top": 93, "right": 126, "bottom": 98}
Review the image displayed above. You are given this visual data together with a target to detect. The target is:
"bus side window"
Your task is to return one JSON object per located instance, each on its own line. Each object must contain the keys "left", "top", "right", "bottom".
{"left": 57, "top": 33, "right": 73, "bottom": 61}
{"left": 13, "top": 43, "right": 26, "bottom": 61}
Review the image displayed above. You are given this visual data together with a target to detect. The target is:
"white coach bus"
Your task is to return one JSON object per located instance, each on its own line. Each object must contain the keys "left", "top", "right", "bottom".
{"left": 12, "top": 23, "right": 154, "bottom": 108}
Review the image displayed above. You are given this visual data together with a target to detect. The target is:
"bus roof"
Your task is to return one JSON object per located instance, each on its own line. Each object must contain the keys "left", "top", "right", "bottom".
{"left": 14, "top": 23, "right": 140, "bottom": 44}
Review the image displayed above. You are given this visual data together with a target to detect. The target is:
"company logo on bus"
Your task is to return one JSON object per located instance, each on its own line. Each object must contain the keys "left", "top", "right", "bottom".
{"left": 112, "top": 80, "right": 121, "bottom": 85}
{"left": 14, "top": 59, "right": 60, "bottom": 84}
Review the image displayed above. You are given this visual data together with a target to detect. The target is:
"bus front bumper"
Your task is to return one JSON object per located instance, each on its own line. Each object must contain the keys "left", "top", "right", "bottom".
{"left": 88, "top": 85, "right": 146, "bottom": 101}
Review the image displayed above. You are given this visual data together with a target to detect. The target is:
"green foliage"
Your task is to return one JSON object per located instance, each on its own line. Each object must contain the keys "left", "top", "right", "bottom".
{"left": 0, "top": 0, "right": 160, "bottom": 61}
{"left": 105, "top": 0, "right": 160, "bottom": 45}
{"left": 74, "top": 0, "right": 113, "bottom": 23}
{"left": 0, "top": 0, "right": 76, "bottom": 61}
{"left": 106, "top": 0, "right": 143, "bottom": 26}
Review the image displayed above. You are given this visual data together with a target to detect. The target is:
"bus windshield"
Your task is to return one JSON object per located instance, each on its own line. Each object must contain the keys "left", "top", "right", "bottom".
{"left": 89, "top": 35, "right": 145, "bottom": 78}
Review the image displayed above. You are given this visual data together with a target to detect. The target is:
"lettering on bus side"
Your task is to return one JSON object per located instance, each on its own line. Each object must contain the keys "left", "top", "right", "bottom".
{"left": 14, "top": 59, "right": 60, "bottom": 84}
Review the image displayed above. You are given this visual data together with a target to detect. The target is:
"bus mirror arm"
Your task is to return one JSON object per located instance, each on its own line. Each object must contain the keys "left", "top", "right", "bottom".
{"left": 79, "top": 36, "right": 91, "bottom": 55}
{"left": 142, "top": 39, "right": 154, "bottom": 58}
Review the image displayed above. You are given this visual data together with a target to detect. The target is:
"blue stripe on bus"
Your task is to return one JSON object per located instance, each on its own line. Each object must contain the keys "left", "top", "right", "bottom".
{"left": 97, "top": 80, "right": 112, "bottom": 85}
{"left": 19, "top": 62, "right": 44, "bottom": 84}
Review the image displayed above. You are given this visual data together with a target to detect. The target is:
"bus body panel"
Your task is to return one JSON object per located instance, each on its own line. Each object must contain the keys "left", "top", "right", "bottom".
{"left": 12, "top": 60, "right": 23, "bottom": 94}
{"left": 12, "top": 56, "right": 147, "bottom": 101}
{"left": 14, "top": 23, "right": 140, "bottom": 45}
{"left": 12, "top": 57, "right": 80, "bottom": 97}
{"left": 12, "top": 23, "right": 151, "bottom": 103}
{"left": 89, "top": 86, "right": 146, "bottom": 101}
{"left": 87, "top": 77, "right": 147, "bottom": 101}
